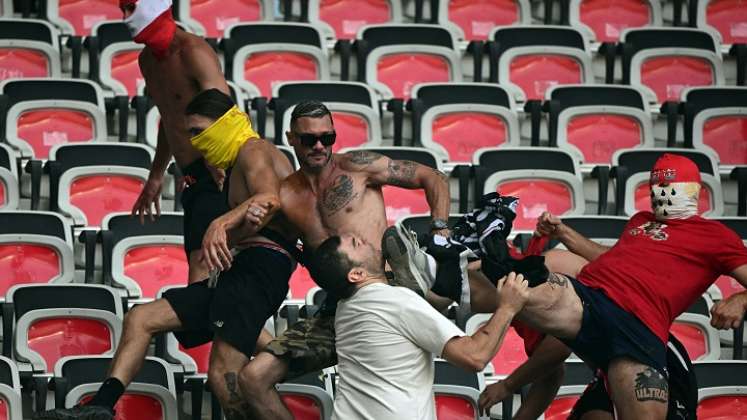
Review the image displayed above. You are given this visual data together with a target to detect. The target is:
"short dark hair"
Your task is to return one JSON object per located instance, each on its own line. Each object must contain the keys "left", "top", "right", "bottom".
{"left": 185, "top": 88, "right": 234, "bottom": 120}
{"left": 290, "top": 100, "right": 333, "bottom": 131}
{"left": 308, "top": 236, "right": 356, "bottom": 299}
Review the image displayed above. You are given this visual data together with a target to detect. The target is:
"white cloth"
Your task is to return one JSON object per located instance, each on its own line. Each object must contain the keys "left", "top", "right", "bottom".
{"left": 332, "top": 282, "right": 465, "bottom": 420}
{"left": 124, "top": 0, "right": 172, "bottom": 36}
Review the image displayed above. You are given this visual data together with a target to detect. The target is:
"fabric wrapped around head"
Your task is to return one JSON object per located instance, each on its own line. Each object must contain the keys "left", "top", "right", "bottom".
{"left": 190, "top": 105, "right": 260, "bottom": 169}
{"left": 120, "top": 0, "right": 176, "bottom": 59}
{"left": 649, "top": 153, "right": 702, "bottom": 220}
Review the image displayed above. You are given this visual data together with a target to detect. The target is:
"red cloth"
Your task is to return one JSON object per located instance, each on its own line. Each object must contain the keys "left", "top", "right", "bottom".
{"left": 650, "top": 153, "right": 702, "bottom": 185}
{"left": 512, "top": 320, "right": 544, "bottom": 356}
{"left": 577, "top": 211, "right": 747, "bottom": 343}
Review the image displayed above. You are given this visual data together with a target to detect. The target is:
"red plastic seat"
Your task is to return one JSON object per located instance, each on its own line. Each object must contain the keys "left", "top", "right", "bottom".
{"left": 28, "top": 318, "right": 112, "bottom": 371}
{"left": 376, "top": 54, "right": 452, "bottom": 99}
{"left": 705, "top": 0, "right": 747, "bottom": 45}
{"left": 17, "top": 109, "right": 95, "bottom": 159}
{"left": 566, "top": 114, "right": 642, "bottom": 164}
{"left": 243, "top": 52, "right": 319, "bottom": 98}
{"left": 701, "top": 115, "right": 747, "bottom": 165}
{"left": 68, "top": 175, "right": 144, "bottom": 228}
{"left": 448, "top": 0, "right": 520, "bottom": 41}
{"left": 0, "top": 244, "right": 61, "bottom": 293}
{"left": 319, "top": 0, "right": 391, "bottom": 40}
{"left": 0, "top": 183, "right": 4, "bottom": 208}
{"left": 111, "top": 50, "right": 145, "bottom": 97}
{"left": 431, "top": 112, "right": 508, "bottom": 162}
{"left": 180, "top": 342, "right": 212, "bottom": 374}
{"left": 716, "top": 274, "right": 743, "bottom": 300}
{"left": 434, "top": 395, "right": 475, "bottom": 420}
{"left": 58, "top": 0, "right": 122, "bottom": 36}
{"left": 383, "top": 186, "right": 429, "bottom": 226}
{"left": 0, "top": 399, "right": 8, "bottom": 420}
{"left": 123, "top": 245, "right": 189, "bottom": 299}
{"left": 289, "top": 265, "right": 317, "bottom": 299}
{"left": 579, "top": 0, "right": 651, "bottom": 42}
{"left": 0, "top": 49, "right": 50, "bottom": 80}
{"left": 281, "top": 394, "right": 322, "bottom": 420}
{"left": 330, "top": 112, "right": 370, "bottom": 152}
{"left": 81, "top": 393, "right": 165, "bottom": 420}
{"left": 697, "top": 395, "right": 747, "bottom": 419}
{"left": 633, "top": 181, "right": 711, "bottom": 214}
{"left": 497, "top": 180, "right": 574, "bottom": 231}
{"left": 544, "top": 395, "right": 580, "bottom": 420}
{"left": 490, "top": 326, "right": 528, "bottom": 376}
{"left": 670, "top": 322, "right": 707, "bottom": 360}
{"left": 509, "top": 55, "right": 583, "bottom": 100}
{"left": 640, "top": 56, "right": 714, "bottom": 103}
{"left": 191, "top": 0, "right": 262, "bottom": 38}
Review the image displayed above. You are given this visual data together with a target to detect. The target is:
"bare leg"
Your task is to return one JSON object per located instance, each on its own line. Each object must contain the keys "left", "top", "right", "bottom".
{"left": 468, "top": 268, "right": 500, "bottom": 313}
{"left": 607, "top": 358, "right": 668, "bottom": 420}
{"left": 188, "top": 249, "right": 210, "bottom": 283}
{"left": 206, "top": 339, "right": 251, "bottom": 420}
{"left": 255, "top": 329, "right": 274, "bottom": 354}
{"left": 239, "top": 352, "right": 294, "bottom": 420}
{"left": 109, "top": 299, "right": 182, "bottom": 386}
{"left": 579, "top": 411, "right": 615, "bottom": 420}
{"left": 544, "top": 249, "right": 589, "bottom": 277}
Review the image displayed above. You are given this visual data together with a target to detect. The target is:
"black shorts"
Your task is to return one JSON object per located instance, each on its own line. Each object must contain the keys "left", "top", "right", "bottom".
{"left": 162, "top": 246, "right": 294, "bottom": 358}
{"left": 562, "top": 277, "right": 668, "bottom": 377}
{"left": 180, "top": 158, "right": 230, "bottom": 255}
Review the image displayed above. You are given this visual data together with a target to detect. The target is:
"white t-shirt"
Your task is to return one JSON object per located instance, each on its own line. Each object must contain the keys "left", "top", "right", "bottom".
{"left": 331, "top": 282, "right": 465, "bottom": 420}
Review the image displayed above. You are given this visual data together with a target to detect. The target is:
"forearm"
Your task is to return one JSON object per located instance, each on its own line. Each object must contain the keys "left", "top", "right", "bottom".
{"left": 513, "top": 366, "right": 565, "bottom": 420}
{"left": 464, "top": 308, "right": 516, "bottom": 370}
{"left": 503, "top": 336, "right": 571, "bottom": 393}
{"left": 228, "top": 194, "right": 281, "bottom": 243}
{"left": 422, "top": 171, "right": 450, "bottom": 221}
{"left": 150, "top": 128, "right": 172, "bottom": 178}
{"left": 556, "top": 225, "right": 609, "bottom": 262}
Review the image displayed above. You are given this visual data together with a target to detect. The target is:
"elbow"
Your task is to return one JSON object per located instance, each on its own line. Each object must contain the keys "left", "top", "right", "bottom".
{"left": 464, "top": 355, "right": 489, "bottom": 373}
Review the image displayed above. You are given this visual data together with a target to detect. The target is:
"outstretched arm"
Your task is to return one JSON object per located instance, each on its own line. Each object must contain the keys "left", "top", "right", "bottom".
{"left": 711, "top": 264, "right": 747, "bottom": 329}
{"left": 536, "top": 212, "right": 610, "bottom": 262}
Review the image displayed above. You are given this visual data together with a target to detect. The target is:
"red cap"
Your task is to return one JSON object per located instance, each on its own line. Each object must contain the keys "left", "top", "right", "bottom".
{"left": 650, "top": 153, "right": 701, "bottom": 185}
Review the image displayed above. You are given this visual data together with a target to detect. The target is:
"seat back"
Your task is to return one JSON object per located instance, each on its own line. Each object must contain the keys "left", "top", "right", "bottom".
{"left": 0, "top": 19, "right": 61, "bottom": 80}
{"left": 433, "top": 385, "right": 480, "bottom": 420}
{"left": 178, "top": 0, "right": 270, "bottom": 38}
{"left": 281, "top": 102, "right": 382, "bottom": 152}
{"left": 46, "top": 0, "right": 123, "bottom": 36}
{"left": 671, "top": 313, "right": 720, "bottom": 361}
{"left": 289, "top": 265, "right": 317, "bottom": 299}
{"left": 0, "top": 357, "right": 21, "bottom": 420}
{"left": 682, "top": 87, "right": 747, "bottom": 166}
{"left": 569, "top": 0, "right": 661, "bottom": 43}
{"left": 309, "top": 0, "right": 400, "bottom": 40}
{"left": 0, "top": 144, "right": 18, "bottom": 210}
{"left": 696, "top": 0, "right": 747, "bottom": 45}
{"left": 278, "top": 383, "right": 333, "bottom": 420}
{"left": 439, "top": 0, "right": 530, "bottom": 41}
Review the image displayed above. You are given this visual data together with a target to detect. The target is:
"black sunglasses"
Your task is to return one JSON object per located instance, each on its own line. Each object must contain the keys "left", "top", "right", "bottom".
{"left": 294, "top": 131, "right": 336, "bottom": 147}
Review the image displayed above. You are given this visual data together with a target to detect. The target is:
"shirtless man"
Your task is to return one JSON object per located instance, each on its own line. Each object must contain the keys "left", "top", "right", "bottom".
{"left": 35, "top": 90, "right": 296, "bottom": 420}
{"left": 122, "top": 0, "right": 230, "bottom": 282}
{"left": 236, "top": 100, "right": 500, "bottom": 420}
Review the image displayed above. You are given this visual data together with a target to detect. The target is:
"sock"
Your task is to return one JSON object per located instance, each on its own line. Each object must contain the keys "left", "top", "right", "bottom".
{"left": 87, "top": 377, "right": 124, "bottom": 411}
{"left": 425, "top": 254, "right": 437, "bottom": 283}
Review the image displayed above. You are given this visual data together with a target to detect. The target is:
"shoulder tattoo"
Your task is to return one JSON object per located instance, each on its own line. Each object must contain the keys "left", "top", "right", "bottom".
{"left": 346, "top": 150, "right": 384, "bottom": 166}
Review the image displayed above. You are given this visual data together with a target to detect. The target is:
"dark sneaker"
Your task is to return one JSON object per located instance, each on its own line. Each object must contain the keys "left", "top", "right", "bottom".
{"left": 382, "top": 225, "right": 431, "bottom": 296}
{"left": 33, "top": 404, "right": 114, "bottom": 420}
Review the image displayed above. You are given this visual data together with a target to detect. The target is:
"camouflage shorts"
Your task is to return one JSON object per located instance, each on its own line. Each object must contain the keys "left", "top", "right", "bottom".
{"left": 262, "top": 312, "right": 337, "bottom": 380}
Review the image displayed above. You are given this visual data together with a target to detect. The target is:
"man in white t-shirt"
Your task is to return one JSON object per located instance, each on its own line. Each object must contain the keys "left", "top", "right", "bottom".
{"left": 309, "top": 234, "right": 530, "bottom": 420}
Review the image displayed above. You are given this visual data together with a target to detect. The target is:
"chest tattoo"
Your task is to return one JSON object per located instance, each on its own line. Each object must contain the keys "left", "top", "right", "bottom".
{"left": 322, "top": 174, "right": 358, "bottom": 215}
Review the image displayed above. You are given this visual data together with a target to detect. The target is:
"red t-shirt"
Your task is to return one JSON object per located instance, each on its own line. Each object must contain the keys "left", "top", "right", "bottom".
{"left": 577, "top": 211, "right": 747, "bottom": 343}
{"left": 512, "top": 320, "right": 544, "bottom": 356}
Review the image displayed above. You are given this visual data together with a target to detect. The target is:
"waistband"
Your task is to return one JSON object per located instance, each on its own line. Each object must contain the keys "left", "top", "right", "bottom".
{"left": 258, "top": 227, "right": 304, "bottom": 264}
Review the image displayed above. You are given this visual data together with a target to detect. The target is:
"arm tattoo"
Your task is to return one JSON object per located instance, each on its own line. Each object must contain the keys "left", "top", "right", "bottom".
{"left": 547, "top": 273, "right": 568, "bottom": 288}
{"left": 430, "top": 167, "right": 448, "bottom": 182}
{"left": 322, "top": 174, "right": 359, "bottom": 215}
{"left": 386, "top": 160, "right": 417, "bottom": 187}
{"left": 634, "top": 367, "right": 668, "bottom": 403}
{"left": 346, "top": 150, "right": 384, "bottom": 166}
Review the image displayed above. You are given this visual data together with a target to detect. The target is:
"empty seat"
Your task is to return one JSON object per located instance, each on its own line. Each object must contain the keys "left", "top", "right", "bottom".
{"left": 693, "top": 360, "right": 747, "bottom": 419}
{"left": 409, "top": 83, "right": 520, "bottom": 163}
{"left": 308, "top": 0, "right": 401, "bottom": 40}
{"left": 44, "top": 0, "right": 124, "bottom": 36}
{"left": 0, "top": 144, "right": 18, "bottom": 210}
{"left": 177, "top": 0, "right": 272, "bottom": 38}
{"left": 671, "top": 313, "right": 721, "bottom": 361}
{"left": 620, "top": 27, "right": 724, "bottom": 103}
{"left": 356, "top": 24, "right": 461, "bottom": 99}
{"left": 569, "top": 0, "right": 662, "bottom": 43}
{"left": 0, "top": 356, "right": 21, "bottom": 419}
{"left": 0, "top": 78, "right": 108, "bottom": 160}
{"left": 0, "top": 19, "right": 61, "bottom": 81}
{"left": 489, "top": 26, "right": 593, "bottom": 102}
{"left": 278, "top": 370, "right": 334, "bottom": 420}
{"left": 544, "top": 361, "right": 595, "bottom": 420}
{"left": 223, "top": 23, "right": 330, "bottom": 98}
{"left": 713, "top": 217, "right": 747, "bottom": 299}
{"left": 87, "top": 22, "right": 145, "bottom": 97}
{"left": 546, "top": 84, "right": 654, "bottom": 165}
{"left": 466, "top": 314, "right": 528, "bottom": 377}
{"left": 289, "top": 265, "right": 317, "bottom": 300}
{"left": 438, "top": 0, "right": 530, "bottom": 41}
{"left": 433, "top": 359, "right": 482, "bottom": 419}
{"left": 695, "top": 0, "right": 747, "bottom": 46}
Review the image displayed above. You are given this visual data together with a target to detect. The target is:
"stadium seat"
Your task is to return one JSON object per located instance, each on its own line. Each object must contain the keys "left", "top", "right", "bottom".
{"left": 50, "top": 355, "right": 179, "bottom": 419}
{"left": 611, "top": 148, "right": 723, "bottom": 216}
{"left": 474, "top": 147, "right": 585, "bottom": 231}
{"left": 695, "top": 0, "right": 747, "bottom": 46}
{"left": 177, "top": 0, "right": 272, "bottom": 38}
{"left": 0, "top": 19, "right": 61, "bottom": 81}
{"left": 308, "top": 0, "right": 402, "bottom": 40}
{"left": 466, "top": 314, "right": 528, "bottom": 377}
{"left": 546, "top": 84, "right": 654, "bottom": 166}
{"left": 679, "top": 87, "right": 747, "bottom": 168}
{"left": 355, "top": 24, "right": 462, "bottom": 100}
{"left": 543, "top": 361, "right": 595, "bottom": 420}
{"left": 341, "top": 146, "right": 442, "bottom": 226}
{"left": 438, "top": 0, "right": 530, "bottom": 42}
{"left": 289, "top": 265, "right": 317, "bottom": 299}
{"left": 278, "top": 370, "right": 334, "bottom": 420}
{"left": 714, "top": 217, "right": 747, "bottom": 299}
{"left": 0, "top": 356, "right": 22, "bottom": 419}
{"left": 96, "top": 213, "right": 187, "bottom": 301}
{"left": 0, "top": 144, "right": 19, "bottom": 210}
{"left": 0, "top": 211, "right": 75, "bottom": 296}
{"left": 433, "top": 359, "right": 483, "bottom": 419}
{"left": 44, "top": 0, "right": 124, "bottom": 36}
{"left": 409, "top": 83, "right": 520, "bottom": 163}
{"left": 671, "top": 313, "right": 721, "bottom": 361}
{"left": 568, "top": 0, "right": 662, "bottom": 43}
{"left": 0, "top": 78, "right": 108, "bottom": 160}
{"left": 488, "top": 26, "right": 593, "bottom": 102}
{"left": 620, "top": 27, "right": 724, "bottom": 103}
{"left": 693, "top": 360, "right": 747, "bottom": 419}
{"left": 41, "top": 143, "right": 153, "bottom": 228}
{"left": 281, "top": 102, "right": 382, "bottom": 152}
{"left": 222, "top": 23, "right": 330, "bottom": 98}
{"left": 4, "top": 284, "right": 124, "bottom": 376}
{"left": 87, "top": 22, "right": 145, "bottom": 97}
{"left": 0, "top": 0, "right": 11, "bottom": 17}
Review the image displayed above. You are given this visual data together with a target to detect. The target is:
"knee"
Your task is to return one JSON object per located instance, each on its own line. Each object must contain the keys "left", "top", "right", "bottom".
{"left": 124, "top": 304, "right": 159, "bottom": 335}
{"left": 238, "top": 361, "right": 264, "bottom": 397}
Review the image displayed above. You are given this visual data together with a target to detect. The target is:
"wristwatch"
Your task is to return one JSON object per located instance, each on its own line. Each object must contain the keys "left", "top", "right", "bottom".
{"left": 430, "top": 218, "right": 449, "bottom": 231}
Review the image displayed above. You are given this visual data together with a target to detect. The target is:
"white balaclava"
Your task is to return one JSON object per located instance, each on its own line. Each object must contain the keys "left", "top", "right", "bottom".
{"left": 649, "top": 153, "right": 702, "bottom": 221}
